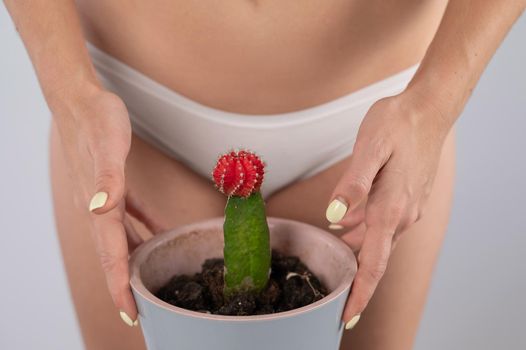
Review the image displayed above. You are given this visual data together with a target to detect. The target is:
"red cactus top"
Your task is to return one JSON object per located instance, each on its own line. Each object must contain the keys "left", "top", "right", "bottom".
{"left": 212, "top": 149, "right": 265, "bottom": 197}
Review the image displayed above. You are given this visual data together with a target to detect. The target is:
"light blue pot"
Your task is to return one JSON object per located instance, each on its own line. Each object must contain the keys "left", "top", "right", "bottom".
{"left": 130, "top": 217, "right": 357, "bottom": 350}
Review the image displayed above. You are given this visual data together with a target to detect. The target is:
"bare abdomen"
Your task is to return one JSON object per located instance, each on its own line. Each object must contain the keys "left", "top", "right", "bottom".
{"left": 76, "top": 0, "right": 447, "bottom": 114}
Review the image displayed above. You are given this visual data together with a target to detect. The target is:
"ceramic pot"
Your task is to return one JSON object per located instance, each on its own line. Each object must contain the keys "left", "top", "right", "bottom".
{"left": 129, "top": 216, "right": 357, "bottom": 350}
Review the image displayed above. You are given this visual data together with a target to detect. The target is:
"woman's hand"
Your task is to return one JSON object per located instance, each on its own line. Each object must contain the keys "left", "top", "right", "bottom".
{"left": 325, "top": 91, "right": 452, "bottom": 329}
{"left": 52, "top": 83, "right": 164, "bottom": 326}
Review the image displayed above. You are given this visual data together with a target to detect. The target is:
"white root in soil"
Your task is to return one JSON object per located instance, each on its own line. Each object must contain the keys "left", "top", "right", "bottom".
{"left": 285, "top": 272, "right": 323, "bottom": 298}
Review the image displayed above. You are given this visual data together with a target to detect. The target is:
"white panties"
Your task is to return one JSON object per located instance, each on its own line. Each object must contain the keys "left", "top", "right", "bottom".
{"left": 87, "top": 42, "right": 419, "bottom": 199}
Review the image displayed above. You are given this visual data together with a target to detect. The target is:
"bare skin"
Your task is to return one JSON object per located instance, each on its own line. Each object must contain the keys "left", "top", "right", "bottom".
{"left": 75, "top": 0, "right": 448, "bottom": 114}
{"left": 5, "top": 0, "right": 524, "bottom": 349}
{"left": 50, "top": 118, "right": 455, "bottom": 350}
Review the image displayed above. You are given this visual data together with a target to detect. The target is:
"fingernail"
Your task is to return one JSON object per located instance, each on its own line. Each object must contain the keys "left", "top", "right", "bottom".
{"left": 345, "top": 314, "right": 361, "bottom": 330}
{"left": 326, "top": 198, "right": 348, "bottom": 223}
{"left": 89, "top": 192, "right": 108, "bottom": 212}
{"left": 119, "top": 310, "right": 138, "bottom": 327}
{"left": 328, "top": 224, "right": 344, "bottom": 230}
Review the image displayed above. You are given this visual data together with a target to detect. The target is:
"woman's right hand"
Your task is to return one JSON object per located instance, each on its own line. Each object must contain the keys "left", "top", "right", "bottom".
{"left": 52, "top": 83, "right": 164, "bottom": 326}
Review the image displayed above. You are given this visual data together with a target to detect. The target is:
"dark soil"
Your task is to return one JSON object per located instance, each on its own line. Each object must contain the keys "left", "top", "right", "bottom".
{"left": 155, "top": 250, "right": 329, "bottom": 316}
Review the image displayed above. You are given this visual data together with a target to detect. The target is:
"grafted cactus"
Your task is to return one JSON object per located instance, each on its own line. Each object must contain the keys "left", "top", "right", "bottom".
{"left": 212, "top": 150, "right": 271, "bottom": 298}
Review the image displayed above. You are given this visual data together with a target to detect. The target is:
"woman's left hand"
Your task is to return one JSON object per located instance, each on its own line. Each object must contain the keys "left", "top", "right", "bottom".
{"left": 325, "top": 91, "right": 452, "bottom": 329}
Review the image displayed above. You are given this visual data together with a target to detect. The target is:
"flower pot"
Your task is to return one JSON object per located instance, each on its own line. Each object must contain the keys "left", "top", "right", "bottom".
{"left": 129, "top": 216, "right": 357, "bottom": 350}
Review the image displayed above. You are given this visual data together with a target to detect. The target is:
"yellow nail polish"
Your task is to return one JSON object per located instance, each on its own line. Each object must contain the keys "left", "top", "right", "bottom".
{"left": 326, "top": 198, "right": 348, "bottom": 223}
{"left": 89, "top": 192, "right": 108, "bottom": 212}
{"left": 345, "top": 314, "right": 361, "bottom": 330}
{"left": 119, "top": 310, "right": 137, "bottom": 327}
{"left": 328, "top": 224, "right": 344, "bottom": 230}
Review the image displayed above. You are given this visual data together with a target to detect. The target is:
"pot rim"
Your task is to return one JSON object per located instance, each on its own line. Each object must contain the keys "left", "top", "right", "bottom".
{"left": 129, "top": 216, "right": 356, "bottom": 322}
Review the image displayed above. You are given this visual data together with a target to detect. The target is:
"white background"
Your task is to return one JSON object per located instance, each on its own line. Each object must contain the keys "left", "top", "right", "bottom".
{"left": 1, "top": 5, "right": 525, "bottom": 349}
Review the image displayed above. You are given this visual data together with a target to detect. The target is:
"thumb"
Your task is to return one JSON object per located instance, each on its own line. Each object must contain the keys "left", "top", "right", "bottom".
{"left": 89, "top": 151, "right": 126, "bottom": 214}
{"left": 326, "top": 137, "right": 391, "bottom": 224}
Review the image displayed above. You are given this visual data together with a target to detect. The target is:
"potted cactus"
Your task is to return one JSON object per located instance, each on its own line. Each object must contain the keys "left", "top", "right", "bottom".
{"left": 213, "top": 150, "right": 271, "bottom": 302}
{"left": 129, "top": 149, "right": 358, "bottom": 350}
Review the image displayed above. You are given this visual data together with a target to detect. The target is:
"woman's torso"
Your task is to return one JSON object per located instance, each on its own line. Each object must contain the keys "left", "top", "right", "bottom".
{"left": 77, "top": 0, "right": 447, "bottom": 115}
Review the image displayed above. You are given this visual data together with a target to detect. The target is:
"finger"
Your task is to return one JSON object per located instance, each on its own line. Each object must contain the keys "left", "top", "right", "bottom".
{"left": 328, "top": 198, "right": 367, "bottom": 232}
{"left": 340, "top": 222, "right": 367, "bottom": 254}
{"left": 326, "top": 136, "right": 391, "bottom": 224}
{"left": 342, "top": 224, "right": 394, "bottom": 326}
{"left": 88, "top": 142, "right": 128, "bottom": 215}
{"left": 91, "top": 205, "right": 138, "bottom": 326}
{"left": 389, "top": 202, "right": 421, "bottom": 251}
{"left": 123, "top": 214, "right": 144, "bottom": 252}
{"left": 125, "top": 191, "right": 167, "bottom": 235}
{"left": 397, "top": 204, "right": 420, "bottom": 234}
{"left": 391, "top": 232, "right": 403, "bottom": 251}
{"left": 342, "top": 173, "right": 407, "bottom": 326}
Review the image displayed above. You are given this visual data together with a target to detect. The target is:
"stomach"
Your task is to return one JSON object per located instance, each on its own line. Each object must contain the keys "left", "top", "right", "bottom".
{"left": 76, "top": 0, "right": 447, "bottom": 114}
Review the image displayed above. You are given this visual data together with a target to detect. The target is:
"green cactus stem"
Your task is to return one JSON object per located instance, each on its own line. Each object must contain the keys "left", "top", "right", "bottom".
{"left": 223, "top": 191, "right": 271, "bottom": 297}
{"left": 212, "top": 150, "right": 271, "bottom": 298}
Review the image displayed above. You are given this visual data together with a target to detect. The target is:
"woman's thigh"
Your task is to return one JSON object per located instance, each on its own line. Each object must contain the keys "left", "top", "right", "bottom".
{"left": 49, "top": 119, "right": 227, "bottom": 350}
{"left": 266, "top": 127, "right": 456, "bottom": 350}
{"left": 50, "top": 117, "right": 455, "bottom": 350}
